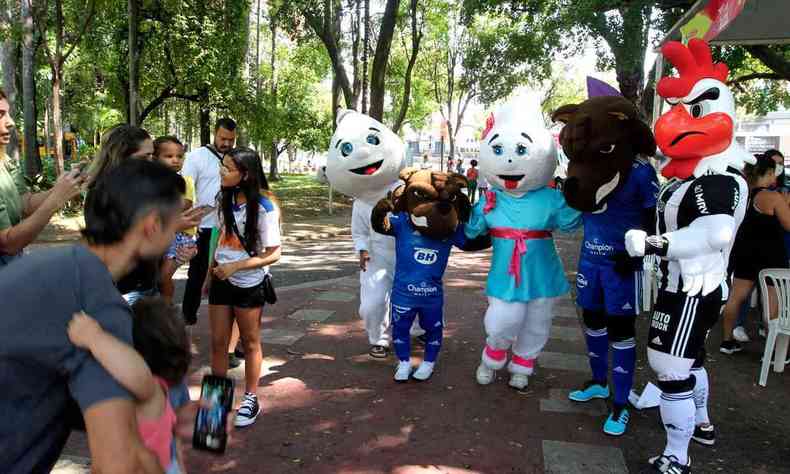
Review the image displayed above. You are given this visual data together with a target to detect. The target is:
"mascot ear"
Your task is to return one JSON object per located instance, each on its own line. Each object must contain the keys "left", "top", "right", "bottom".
{"left": 336, "top": 108, "right": 354, "bottom": 126}
{"left": 399, "top": 167, "right": 419, "bottom": 183}
{"left": 631, "top": 119, "right": 657, "bottom": 157}
{"left": 551, "top": 104, "right": 580, "bottom": 124}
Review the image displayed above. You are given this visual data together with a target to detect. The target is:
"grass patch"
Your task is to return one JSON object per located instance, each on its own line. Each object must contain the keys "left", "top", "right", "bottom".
{"left": 270, "top": 174, "right": 352, "bottom": 220}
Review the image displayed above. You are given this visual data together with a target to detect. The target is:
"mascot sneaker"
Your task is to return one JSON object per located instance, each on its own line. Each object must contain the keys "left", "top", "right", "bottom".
{"left": 508, "top": 373, "right": 529, "bottom": 390}
{"left": 602, "top": 407, "right": 629, "bottom": 436}
{"left": 394, "top": 361, "right": 412, "bottom": 382}
{"left": 476, "top": 363, "right": 495, "bottom": 385}
{"left": 412, "top": 361, "right": 435, "bottom": 381}
{"left": 568, "top": 380, "right": 610, "bottom": 402}
{"left": 649, "top": 454, "right": 691, "bottom": 473}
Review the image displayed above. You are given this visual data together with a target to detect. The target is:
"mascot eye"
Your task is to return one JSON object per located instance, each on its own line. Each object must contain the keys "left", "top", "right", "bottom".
{"left": 516, "top": 144, "right": 528, "bottom": 156}
{"left": 600, "top": 144, "right": 616, "bottom": 154}
{"left": 690, "top": 103, "right": 703, "bottom": 118}
{"left": 492, "top": 145, "right": 503, "bottom": 156}
{"left": 340, "top": 142, "right": 354, "bottom": 157}
{"left": 366, "top": 134, "right": 381, "bottom": 145}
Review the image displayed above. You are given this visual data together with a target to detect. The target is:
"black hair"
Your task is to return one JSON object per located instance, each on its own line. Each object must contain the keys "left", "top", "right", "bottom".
{"left": 470, "top": 159, "right": 478, "bottom": 167}
{"left": 88, "top": 124, "right": 152, "bottom": 189}
{"left": 82, "top": 159, "right": 185, "bottom": 245}
{"left": 131, "top": 297, "right": 191, "bottom": 386}
{"left": 763, "top": 149, "right": 784, "bottom": 160}
{"left": 220, "top": 147, "right": 264, "bottom": 253}
{"left": 153, "top": 136, "right": 183, "bottom": 158}
{"left": 215, "top": 117, "right": 237, "bottom": 132}
{"left": 744, "top": 154, "right": 778, "bottom": 186}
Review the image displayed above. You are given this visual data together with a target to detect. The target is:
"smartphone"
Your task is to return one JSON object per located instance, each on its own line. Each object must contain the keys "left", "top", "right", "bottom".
{"left": 193, "top": 375, "right": 234, "bottom": 454}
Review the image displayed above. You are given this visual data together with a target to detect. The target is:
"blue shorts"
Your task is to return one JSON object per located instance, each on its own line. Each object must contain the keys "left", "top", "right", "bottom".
{"left": 575, "top": 258, "right": 641, "bottom": 316}
{"left": 165, "top": 232, "right": 197, "bottom": 259}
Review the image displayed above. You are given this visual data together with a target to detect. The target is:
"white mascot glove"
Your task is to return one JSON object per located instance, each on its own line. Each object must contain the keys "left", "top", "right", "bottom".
{"left": 624, "top": 229, "right": 647, "bottom": 257}
{"left": 678, "top": 254, "right": 725, "bottom": 297}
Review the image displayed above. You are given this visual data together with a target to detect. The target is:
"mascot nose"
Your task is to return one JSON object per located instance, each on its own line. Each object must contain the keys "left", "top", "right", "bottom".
{"left": 437, "top": 201, "right": 452, "bottom": 215}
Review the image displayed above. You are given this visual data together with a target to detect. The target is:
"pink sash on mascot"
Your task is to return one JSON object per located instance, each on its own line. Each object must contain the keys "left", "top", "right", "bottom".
{"left": 488, "top": 227, "right": 552, "bottom": 287}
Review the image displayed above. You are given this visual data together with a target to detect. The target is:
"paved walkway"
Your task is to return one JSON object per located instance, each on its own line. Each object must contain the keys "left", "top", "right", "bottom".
{"left": 55, "top": 229, "right": 790, "bottom": 473}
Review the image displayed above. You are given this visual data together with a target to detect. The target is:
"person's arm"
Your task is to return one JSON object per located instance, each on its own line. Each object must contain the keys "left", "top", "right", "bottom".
{"left": 370, "top": 198, "right": 396, "bottom": 236}
{"left": 68, "top": 312, "right": 156, "bottom": 402}
{"left": 213, "top": 246, "right": 281, "bottom": 280}
{"left": 84, "top": 398, "right": 164, "bottom": 474}
{"left": 0, "top": 169, "right": 83, "bottom": 254}
{"left": 760, "top": 191, "right": 790, "bottom": 232}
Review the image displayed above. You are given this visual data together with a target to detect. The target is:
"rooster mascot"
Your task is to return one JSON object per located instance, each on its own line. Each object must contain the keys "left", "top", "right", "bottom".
{"left": 624, "top": 39, "right": 751, "bottom": 473}
{"left": 552, "top": 95, "right": 659, "bottom": 437}
{"left": 466, "top": 101, "right": 582, "bottom": 390}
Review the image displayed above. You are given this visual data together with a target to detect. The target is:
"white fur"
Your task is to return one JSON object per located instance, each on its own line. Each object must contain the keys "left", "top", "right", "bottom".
{"left": 478, "top": 102, "right": 557, "bottom": 196}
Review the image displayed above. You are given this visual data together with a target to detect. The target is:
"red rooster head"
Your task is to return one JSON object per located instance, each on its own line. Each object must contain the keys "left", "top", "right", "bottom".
{"left": 655, "top": 39, "right": 736, "bottom": 179}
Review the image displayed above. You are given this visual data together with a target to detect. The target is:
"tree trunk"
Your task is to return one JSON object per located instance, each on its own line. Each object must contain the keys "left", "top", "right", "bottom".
{"left": 20, "top": 0, "right": 40, "bottom": 176}
{"left": 199, "top": 106, "right": 210, "bottom": 146}
{"left": 361, "top": 0, "right": 370, "bottom": 113}
{"left": 391, "top": 0, "right": 421, "bottom": 133}
{"left": 255, "top": 0, "right": 261, "bottom": 94}
{"left": 367, "top": 0, "right": 400, "bottom": 121}
{"left": 268, "top": 20, "right": 280, "bottom": 182}
{"left": 128, "top": 0, "right": 140, "bottom": 125}
{"left": 51, "top": 70, "right": 65, "bottom": 174}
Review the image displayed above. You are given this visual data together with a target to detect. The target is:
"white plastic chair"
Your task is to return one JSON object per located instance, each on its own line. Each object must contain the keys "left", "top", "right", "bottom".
{"left": 758, "top": 268, "right": 790, "bottom": 387}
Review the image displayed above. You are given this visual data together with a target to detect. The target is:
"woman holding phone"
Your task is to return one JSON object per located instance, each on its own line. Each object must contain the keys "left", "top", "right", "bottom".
{"left": 207, "top": 147, "right": 281, "bottom": 427}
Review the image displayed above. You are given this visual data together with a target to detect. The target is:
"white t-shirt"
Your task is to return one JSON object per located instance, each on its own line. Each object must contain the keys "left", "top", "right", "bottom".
{"left": 182, "top": 146, "right": 222, "bottom": 228}
{"left": 215, "top": 196, "right": 281, "bottom": 288}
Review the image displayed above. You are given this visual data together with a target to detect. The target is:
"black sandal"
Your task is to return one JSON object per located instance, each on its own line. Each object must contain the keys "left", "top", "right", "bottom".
{"left": 369, "top": 345, "right": 388, "bottom": 358}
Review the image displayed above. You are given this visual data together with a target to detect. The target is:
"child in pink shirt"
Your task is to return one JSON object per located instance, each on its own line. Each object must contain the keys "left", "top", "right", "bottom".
{"left": 68, "top": 297, "right": 191, "bottom": 472}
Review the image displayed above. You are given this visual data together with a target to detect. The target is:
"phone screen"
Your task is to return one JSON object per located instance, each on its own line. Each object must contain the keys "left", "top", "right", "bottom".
{"left": 193, "top": 375, "right": 234, "bottom": 454}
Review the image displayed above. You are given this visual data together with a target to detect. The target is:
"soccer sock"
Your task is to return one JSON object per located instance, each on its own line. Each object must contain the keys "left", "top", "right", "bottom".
{"left": 611, "top": 338, "right": 636, "bottom": 407}
{"left": 691, "top": 367, "right": 710, "bottom": 426}
{"left": 584, "top": 327, "right": 609, "bottom": 384}
{"left": 660, "top": 386, "right": 695, "bottom": 465}
{"left": 422, "top": 325, "right": 443, "bottom": 363}
{"left": 391, "top": 309, "right": 414, "bottom": 362}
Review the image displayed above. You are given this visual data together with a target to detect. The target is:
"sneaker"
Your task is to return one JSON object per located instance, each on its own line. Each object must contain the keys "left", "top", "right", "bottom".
{"left": 602, "top": 407, "right": 630, "bottom": 436}
{"left": 369, "top": 345, "right": 388, "bottom": 359}
{"left": 568, "top": 380, "right": 610, "bottom": 402}
{"left": 508, "top": 373, "right": 529, "bottom": 390}
{"left": 719, "top": 340, "right": 743, "bottom": 355}
{"left": 732, "top": 326, "right": 750, "bottom": 343}
{"left": 691, "top": 424, "right": 715, "bottom": 446}
{"left": 475, "top": 363, "right": 495, "bottom": 385}
{"left": 412, "top": 361, "right": 435, "bottom": 381}
{"left": 234, "top": 393, "right": 261, "bottom": 427}
{"left": 648, "top": 454, "right": 691, "bottom": 473}
{"left": 394, "top": 361, "right": 412, "bottom": 382}
{"left": 228, "top": 353, "right": 242, "bottom": 369}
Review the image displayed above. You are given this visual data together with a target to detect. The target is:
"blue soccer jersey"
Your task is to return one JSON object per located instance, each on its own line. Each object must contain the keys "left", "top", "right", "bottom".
{"left": 389, "top": 212, "right": 467, "bottom": 305}
{"left": 581, "top": 159, "right": 658, "bottom": 263}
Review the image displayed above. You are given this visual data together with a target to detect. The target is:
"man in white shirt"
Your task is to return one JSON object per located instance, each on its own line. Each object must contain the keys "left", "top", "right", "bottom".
{"left": 181, "top": 117, "right": 237, "bottom": 325}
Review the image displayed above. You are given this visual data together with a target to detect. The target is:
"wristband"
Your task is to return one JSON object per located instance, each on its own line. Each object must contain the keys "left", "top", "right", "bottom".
{"left": 644, "top": 235, "right": 669, "bottom": 257}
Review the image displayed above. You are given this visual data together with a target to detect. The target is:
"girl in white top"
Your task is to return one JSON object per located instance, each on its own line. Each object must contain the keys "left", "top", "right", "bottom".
{"left": 208, "top": 147, "right": 281, "bottom": 428}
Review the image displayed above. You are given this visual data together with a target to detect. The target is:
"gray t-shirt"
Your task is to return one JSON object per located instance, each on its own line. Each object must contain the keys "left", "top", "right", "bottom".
{"left": 0, "top": 245, "right": 133, "bottom": 473}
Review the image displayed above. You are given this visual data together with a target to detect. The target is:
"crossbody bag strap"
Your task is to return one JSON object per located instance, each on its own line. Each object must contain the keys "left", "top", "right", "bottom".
{"left": 228, "top": 210, "right": 257, "bottom": 257}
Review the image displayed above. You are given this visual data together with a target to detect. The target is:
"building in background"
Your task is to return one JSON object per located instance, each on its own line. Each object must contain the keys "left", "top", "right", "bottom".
{"left": 735, "top": 111, "right": 790, "bottom": 161}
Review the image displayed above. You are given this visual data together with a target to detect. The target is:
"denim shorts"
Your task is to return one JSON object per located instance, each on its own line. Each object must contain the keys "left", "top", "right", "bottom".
{"left": 165, "top": 232, "right": 198, "bottom": 259}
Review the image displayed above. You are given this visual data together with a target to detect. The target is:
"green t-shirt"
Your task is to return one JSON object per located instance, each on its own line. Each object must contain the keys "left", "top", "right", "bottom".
{"left": 0, "top": 154, "right": 27, "bottom": 232}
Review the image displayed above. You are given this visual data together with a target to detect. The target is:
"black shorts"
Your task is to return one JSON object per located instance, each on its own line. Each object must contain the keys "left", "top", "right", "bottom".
{"left": 209, "top": 278, "right": 267, "bottom": 308}
{"left": 647, "top": 287, "right": 724, "bottom": 359}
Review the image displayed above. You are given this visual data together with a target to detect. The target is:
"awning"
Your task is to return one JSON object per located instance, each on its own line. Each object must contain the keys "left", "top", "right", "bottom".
{"left": 661, "top": 0, "right": 790, "bottom": 47}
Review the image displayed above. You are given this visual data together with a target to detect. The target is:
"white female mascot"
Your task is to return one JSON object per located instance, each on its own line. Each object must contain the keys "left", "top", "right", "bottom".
{"left": 326, "top": 109, "right": 405, "bottom": 358}
{"left": 466, "top": 102, "right": 582, "bottom": 389}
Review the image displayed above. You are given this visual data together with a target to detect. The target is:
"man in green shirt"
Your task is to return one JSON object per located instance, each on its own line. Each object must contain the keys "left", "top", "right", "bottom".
{"left": 0, "top": 90, "right": 83, "bottom": 266}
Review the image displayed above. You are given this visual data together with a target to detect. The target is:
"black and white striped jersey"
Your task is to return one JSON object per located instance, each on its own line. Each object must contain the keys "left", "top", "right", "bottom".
{"left": 654, "top": 167, "right": 748, "bottom": 293}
